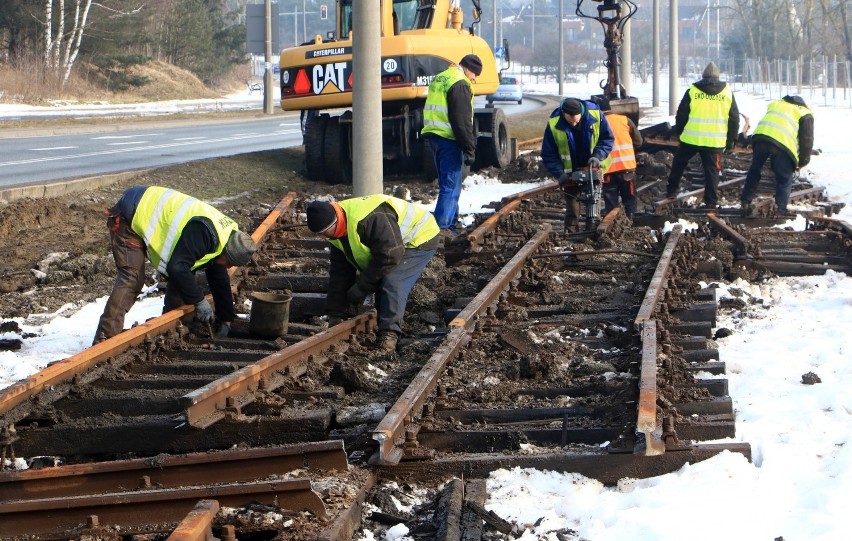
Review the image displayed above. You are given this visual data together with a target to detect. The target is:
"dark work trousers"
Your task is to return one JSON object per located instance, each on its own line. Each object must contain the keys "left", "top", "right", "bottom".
{"left": 562, "top": 186, "right": 581, "bottom": 232}
{"left": 93, "top": 216, "right": 146, "bottom": 344}
{"left": 603, "top": 170, "right": 637, "bottom": 218}
{"left": 666, "top": 144, "right": 723, "bottom": 206}
{"left": 740, "top": 140, "right": 797, "bottom": 213}
{"left": 375, "top": 248, "right": 436, "bottom": 335}
{"left": 427, "top": 135, "right": 464, "bottom": 230}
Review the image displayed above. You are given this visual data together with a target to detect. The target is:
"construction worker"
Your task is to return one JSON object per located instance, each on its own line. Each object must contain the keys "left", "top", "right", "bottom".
{"left": 601, "top": 101, "right": 643, "bottom": 219}
{"left": 540, "top": 97, "right": 614, "bottom": 232}
{"left": 94, "top": 186, "right": 257, "bottom": 344}
{"left": 305, "top": 196, "right": 440, "bottom": 353}
{"left": 740, "top": 96, "right": 814, "bottom": 217}
{"left": 665, "top": 62, "right": 740, "bottom": 208}
{"left": 421, "top": 54, "right": 482, "bottom": 234}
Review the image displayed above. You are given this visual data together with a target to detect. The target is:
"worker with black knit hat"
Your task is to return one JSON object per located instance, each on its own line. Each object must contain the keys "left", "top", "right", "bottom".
{"left": 94, "top": 186, "right": 257, "bottom": 344}
{"left": 306, "top": 195, "right": 440, "bottom": 353}
{"left": 421, "top": 54, "right": 483, "bottom": 234}
{"left": 540, "top": 97, "right": 614, "bottom": 232}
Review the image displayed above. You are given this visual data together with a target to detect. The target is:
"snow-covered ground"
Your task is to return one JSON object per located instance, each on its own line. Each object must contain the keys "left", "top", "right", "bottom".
{"left": 2, "top": 71, "right": 851, "bottom": 541}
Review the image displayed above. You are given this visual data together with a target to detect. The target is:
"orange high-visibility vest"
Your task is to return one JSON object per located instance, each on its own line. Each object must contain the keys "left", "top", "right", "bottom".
{"left": 604, "top": 113, "right": 637, "bottom": 173}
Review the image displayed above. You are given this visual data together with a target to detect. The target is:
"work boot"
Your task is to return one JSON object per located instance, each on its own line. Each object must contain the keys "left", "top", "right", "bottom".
{"left": 740, "top": 201, "right": 754, "bottom": 218}
{"left": 377, "top": 331, "right": 398, "bottom": 353}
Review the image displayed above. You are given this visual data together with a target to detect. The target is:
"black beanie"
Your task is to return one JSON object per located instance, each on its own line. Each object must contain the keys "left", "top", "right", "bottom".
{"left": 459, "top": 54, "right": 483, "bottom": 76}
{"left": 306, "top": 201, "right": 338, "bottom": 233}
{"left": 561, "top": 98, "right": 584, "bottom": 116}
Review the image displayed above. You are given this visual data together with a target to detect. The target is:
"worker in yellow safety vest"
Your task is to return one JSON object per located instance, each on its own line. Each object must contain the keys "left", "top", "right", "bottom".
{"left": 740, "top": 96, "right": 814, "bottom": 217}
{"left": 665, "top": 62, "right": 740, "bottom": 208}
{"left": 94, "top": 186, "right": 257, "bottom": 344}
{"left": 540, "top": 97, "right": 614, "bottom": 232}
{"left": 306, "top": 195, "right": 440, "bottom": 353}
{"left": 601, "top": 100, "right": 643, "bottom": 219}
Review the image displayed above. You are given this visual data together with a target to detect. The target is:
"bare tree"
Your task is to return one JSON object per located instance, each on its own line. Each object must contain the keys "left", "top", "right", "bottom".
{"left": 41, "top": 0, "right": 142, "bottom": 84}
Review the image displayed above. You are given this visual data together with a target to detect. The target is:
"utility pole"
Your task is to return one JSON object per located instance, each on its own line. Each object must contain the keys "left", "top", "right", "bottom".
{"left": 669, "top": 0, "right": 678, "bottom": 115}
{"left": 652, "top": 0, "right": 660, "bottom": 106}
{"left": 621, "top": 0, "right": 632, "bottom": 96}
{"left": 352, "top": 0, "right": 383, "bottom": 195}
{"left": 264, "top": 0, "right": 274, "bottom": 115}
{"left": 558, "top": 0, "right": 564, "bottom": 96}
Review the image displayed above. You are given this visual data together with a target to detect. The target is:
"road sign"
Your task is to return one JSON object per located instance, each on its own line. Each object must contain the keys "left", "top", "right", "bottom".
{"left": 495, "top": 47, "right": 505, "bottom": 59}
{"left": 245, "top": 3, "right": 279, "bottom": 54}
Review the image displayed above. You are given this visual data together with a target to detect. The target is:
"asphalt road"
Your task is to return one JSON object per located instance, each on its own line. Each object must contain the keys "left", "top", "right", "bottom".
{"left": 0, "top": 96, "right": 538, "bottom": 190}
{"left": 0, "top": 115, "right": 303, "bottom": 188}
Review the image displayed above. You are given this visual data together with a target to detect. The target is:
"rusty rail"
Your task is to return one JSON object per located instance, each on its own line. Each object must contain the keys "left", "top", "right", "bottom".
{"left": 634, "top": 224, "right": 683, "bottom": 329}
{"left": 0, "top": 441, "right": 347, "bottom": 502}
{"left": 0, "top": 478, "right": 324, "bottom": 539}
{"left": 653, "top": 176, "right": 746, "bottom": 210}
{"left": 182, "top": 312, "right": 377, "bottom": 428}
{"left": 0, "top": 192, "right": 299, "bottom": 424}
{"left": 467, "top": 182, "right": 557, "bottom": 253}
{"left": 371, "top": 225, "right": 551, "bottom": 466}
{"left": 167, "top": 499, "right": 219, "bottom": 541}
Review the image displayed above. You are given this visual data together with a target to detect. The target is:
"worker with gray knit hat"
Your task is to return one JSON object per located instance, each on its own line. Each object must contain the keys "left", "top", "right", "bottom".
{"left": 306, "top": 196, "right": 440, "bottom": 353}
{"left": 93, "top": 186, "right": 257, "bottom": 344}
{"left": 422, "top": 54, "right": 483, "bottom": 233}
{"left": 665, "top": 62, "right": 740, "bottom": 208}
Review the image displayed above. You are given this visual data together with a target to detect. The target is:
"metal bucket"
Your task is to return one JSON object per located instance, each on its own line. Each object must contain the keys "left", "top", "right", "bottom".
{"left": 249, "top": 291, "right": 292, "bottom": 338}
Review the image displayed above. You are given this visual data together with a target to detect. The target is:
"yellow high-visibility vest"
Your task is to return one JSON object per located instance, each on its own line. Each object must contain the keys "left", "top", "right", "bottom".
{"left": 680, "top": 85, "right": 733, "bottom": 148}
{"left": 421, "top": 66, "right": 473, "bottom": 140}
{"left": 328, "top": 195, "right": 439, "bottom": 271}
{"left": 131, "top": 187, "right": 236, "bottom": 275}
{"left": 753, "top": 99, "right": 811, "bottom": 162}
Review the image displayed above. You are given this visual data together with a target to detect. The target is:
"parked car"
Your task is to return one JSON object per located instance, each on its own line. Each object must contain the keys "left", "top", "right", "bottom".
{"left": 487, "top": 76, "right": 523, "bottom": 105}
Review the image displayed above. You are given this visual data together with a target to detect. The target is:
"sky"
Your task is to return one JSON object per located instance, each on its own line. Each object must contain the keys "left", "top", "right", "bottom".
{"left": 2, "top": 70, "right": 851, "bottom": 541}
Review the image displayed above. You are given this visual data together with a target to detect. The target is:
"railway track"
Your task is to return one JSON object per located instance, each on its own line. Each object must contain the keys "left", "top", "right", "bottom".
{"left": 0, "top": 147, "right": 849, "bottom": 539}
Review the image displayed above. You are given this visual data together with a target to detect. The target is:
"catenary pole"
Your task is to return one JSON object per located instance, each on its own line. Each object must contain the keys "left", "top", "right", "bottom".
{"left": 351, "top": 0, "right": 384, "bottom": 195}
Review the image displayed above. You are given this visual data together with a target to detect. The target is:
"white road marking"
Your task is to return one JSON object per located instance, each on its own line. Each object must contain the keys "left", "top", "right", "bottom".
{"left": 0, "top": 130, "right": 301, "bottom": 167}
{"left": 30, "top": 146, "right": 78, "bottom": 151}
{"left": 108, "top": 141, "right": 148, "bottom": 146}
{"left": 91, "top": 134, "right": 163, "bottom": 139}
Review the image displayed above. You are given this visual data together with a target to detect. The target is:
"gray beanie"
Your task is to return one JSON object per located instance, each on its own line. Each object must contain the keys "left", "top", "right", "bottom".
{"left": 223, "top": 230, "right": 257, "bottom": 266}
{"left": 703, "top": 62, "right": 720, "bottom": 80}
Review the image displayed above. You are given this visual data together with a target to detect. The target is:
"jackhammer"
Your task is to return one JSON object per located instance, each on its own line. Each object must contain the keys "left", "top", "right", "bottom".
{"left": 571, "top": 167, "right": 604, "bottom": 231}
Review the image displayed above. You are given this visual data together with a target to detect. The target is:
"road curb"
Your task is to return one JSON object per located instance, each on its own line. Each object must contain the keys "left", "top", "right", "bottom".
{"left": 0, "top": 169, "right": 150, "bottom": 205}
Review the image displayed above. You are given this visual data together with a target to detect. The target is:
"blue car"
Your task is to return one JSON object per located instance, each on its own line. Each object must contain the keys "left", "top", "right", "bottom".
{"left": 487, "top": 76, "right": 523, "bottom": 105}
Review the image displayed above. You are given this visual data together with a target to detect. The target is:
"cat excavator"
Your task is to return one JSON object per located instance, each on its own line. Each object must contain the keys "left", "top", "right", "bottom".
{"left": 279, "top": 0, "right": 512, "bottom": 184}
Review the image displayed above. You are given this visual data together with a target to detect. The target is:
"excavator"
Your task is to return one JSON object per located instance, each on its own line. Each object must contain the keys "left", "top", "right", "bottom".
{"left": 278, "top": 0, "right": 513, "bottom": 184}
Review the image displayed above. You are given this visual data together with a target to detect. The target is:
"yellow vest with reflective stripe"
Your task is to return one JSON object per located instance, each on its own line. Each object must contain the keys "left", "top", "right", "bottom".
{"left": 754, "top": 99, "right": 811, "bottom": 163}
{"left": 421, "top": 66, "right": 473, "bottom": 140}
{"left": 329, "top": 195, "right": 439, "bottom": 271}
{"left": 680, "top": 85, "right": 733, "bottom": 148}
{"left": 131, "top": 187, "right": 237, "bottom": 275}
{"left": 604, "top": 113, "right": 637, "bottom": 173}
{"left": 547, "top": 109, "right": 611, "bottom": 172}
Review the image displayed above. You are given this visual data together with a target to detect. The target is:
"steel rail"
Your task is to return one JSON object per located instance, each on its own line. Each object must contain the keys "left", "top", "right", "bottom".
{"left": 452, "top": 224, "right": 552, "bottom": 330}
{"left": 653, "top": 176, "right": 746, "bottom": 210}
{"left": 0, "top": 478, "right": 325, "bottom": 539}
{"left": 0, "top": 440, "right": 347, "bottom": 502}
{"left": 707, "top": 212, "right": 750, "bottom": 258}
{"left": 182, "top": 312, "right": 377, "bottom": 428}
{"left": 371, "top": 225, "right": 552, "bottom": 466}
{"left": 467, "top": 182, "right": 558, "bottom": 252}
{"left": 0, "top": 192, "right": 298, "bottom": 422}
{"left": 634, "top": 224, "right": 683, "bottom": 329}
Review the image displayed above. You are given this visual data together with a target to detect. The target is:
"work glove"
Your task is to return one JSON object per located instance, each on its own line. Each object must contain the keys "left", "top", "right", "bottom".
{"left": 215, "top": 322, "right": 231, "bottom": 338}
{"left": 557, "top": 172, "right": 570, "bottom": 187}
{"left": 588, "top": 157, "right": 601, "bottom": 170}
{"left": 194, "top": 299, "right": 214, "bottom": 323}
{"left": 346, "top": 284, "right": 366, "bottom": 305}
{"left": 463, "top": 151, "right": 476, "bottom": 166}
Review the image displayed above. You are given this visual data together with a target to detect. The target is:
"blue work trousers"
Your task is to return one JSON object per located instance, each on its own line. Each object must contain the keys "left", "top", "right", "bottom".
{"left": 427, "top": 135, "right": 464, "bottom": 229}
{"left": 376, "top": 248, "right": 436, "bottom": 335}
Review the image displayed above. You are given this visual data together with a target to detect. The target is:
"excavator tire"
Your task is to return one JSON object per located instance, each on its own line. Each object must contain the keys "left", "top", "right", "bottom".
{"left": 305, "top": 114, "right": 330, "bottom": 181}
{"left": 475, "top": 108, "right": 511, "bottom": 169}
{"left": 323, "top": 117, "right": 352, "bottom": 184}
